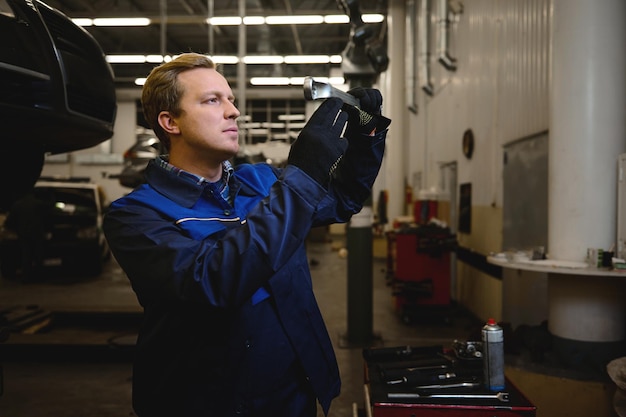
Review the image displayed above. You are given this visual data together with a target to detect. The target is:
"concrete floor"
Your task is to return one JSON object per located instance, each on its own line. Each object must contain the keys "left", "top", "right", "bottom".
{"left": 0, "top": 234, "right": 619, "bottom": 416}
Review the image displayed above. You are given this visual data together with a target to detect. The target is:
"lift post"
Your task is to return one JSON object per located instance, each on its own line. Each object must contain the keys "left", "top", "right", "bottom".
{"left": 337, "top": 0, "right": 389, "bottom": 347}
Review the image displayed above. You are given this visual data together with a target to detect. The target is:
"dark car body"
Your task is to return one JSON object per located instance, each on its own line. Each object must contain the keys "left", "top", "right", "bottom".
{"left": 0, "top": 178, "right": 110, "bottom": 278}
{"left": 0, "top": 0, "right": 116, "bottom": 210}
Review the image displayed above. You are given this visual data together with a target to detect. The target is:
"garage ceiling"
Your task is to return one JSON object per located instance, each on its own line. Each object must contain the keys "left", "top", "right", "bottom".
{"left": 43, "top": 0, "right": 388, "bottom": 88}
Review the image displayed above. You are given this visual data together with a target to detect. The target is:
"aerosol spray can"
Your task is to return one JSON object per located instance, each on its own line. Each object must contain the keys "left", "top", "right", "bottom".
{"left": 482, "top": 318, "right": 505, "bottom": 391}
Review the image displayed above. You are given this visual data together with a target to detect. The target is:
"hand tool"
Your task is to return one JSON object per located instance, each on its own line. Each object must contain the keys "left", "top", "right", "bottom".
{"left": 381, "top": 364, "right": 448, "bottom": 381}
{"left": 382, "top": 366, "right": 477, "bottom": 385}
{"left": 385, "top": 371, "right": 460, "bottom": 385}
{"left": 376, "top": 358, "right": 451, "bottom": 372}
{"left": 303, "top": 76, "right": 360, "bottom": 107}
{"left": 414, "top": 382, "right": 481, "bottom": 390}
{"left": 388, "top": 391, "right": 510, "bottom": 402}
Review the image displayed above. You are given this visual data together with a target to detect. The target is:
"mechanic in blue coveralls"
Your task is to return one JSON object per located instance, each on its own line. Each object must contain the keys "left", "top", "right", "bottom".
{"left": 103, "top": 52, "right": 390, "bottom": 417}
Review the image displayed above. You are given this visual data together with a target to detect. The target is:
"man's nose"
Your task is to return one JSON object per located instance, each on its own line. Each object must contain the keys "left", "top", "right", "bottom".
{"left": 226, "top": 102, "right": 240, "bottom": 118}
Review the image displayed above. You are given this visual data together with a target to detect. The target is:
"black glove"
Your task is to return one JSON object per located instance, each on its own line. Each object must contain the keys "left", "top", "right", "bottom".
{"left": 287, "top": 97, "right": 349, "bottom": 186}
{"left": 344, "top": 87, "right": 391, "bottom": 137}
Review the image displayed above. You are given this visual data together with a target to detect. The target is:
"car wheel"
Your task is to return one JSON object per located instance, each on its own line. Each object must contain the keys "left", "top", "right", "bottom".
{"left": 0, "top": 142, "right": 44, "bottom": 211}
{"left": 85, "top": 253, "right": 104, "bottom": 277}
{"left": 0, "top": 256, "right": 19, "bottom": 280}
{"left": 88, "top": 263, "right": 103, "bottom": 277}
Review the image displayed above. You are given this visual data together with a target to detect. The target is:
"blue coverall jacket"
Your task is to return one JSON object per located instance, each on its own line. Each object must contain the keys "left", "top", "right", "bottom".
{"left": 103, "top": 130, "right": 386, "bottom": 416}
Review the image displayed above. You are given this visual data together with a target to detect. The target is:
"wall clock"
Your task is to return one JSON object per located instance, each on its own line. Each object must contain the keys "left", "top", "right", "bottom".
{"left": 463, "top": 129, "right": 474, "bottom": 159}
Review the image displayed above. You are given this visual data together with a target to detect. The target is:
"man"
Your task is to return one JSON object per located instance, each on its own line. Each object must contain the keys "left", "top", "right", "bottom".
{"left": 104, "top": 52, "right": 390, "bottom": 417}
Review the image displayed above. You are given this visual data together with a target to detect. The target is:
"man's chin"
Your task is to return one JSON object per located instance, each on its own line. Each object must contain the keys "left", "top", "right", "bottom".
{"left": 223, "top": 147, "right": 239, "bottom": 161}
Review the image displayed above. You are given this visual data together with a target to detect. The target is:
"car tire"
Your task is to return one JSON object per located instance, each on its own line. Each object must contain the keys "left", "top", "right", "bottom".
{"left": 0, "top": 256, "right": 19, "bottom": 280}
{"left": 0, "top": 142, "right": 44, "bottom": 211}
{"left": 85, "top": 253, "right": 104, "bottom": 277}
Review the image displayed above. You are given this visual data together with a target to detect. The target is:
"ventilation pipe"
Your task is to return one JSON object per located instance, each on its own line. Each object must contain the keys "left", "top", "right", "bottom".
{"left": 419, "top": 0, "right": 434, "bottom": 95}
{"left": 437, "top": 0, "right": 456, "bottom": 71}
{"left": 207, "top": 0, "right": 214, "bottom": 54}
{"left": 160, "top": 0, "right": 167, "bottom": 56}
{"left": 237, "top": 0, "right": 246, "bottom": 146}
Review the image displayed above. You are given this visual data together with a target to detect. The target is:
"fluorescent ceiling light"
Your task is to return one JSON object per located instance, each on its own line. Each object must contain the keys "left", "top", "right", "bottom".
{"left": 146, "top": 55, "right": 164, "bottom": 63}
{"left": 265, "top": 15, "right": 324, "bottom": 25}
{"left": 329, "top": 76, "right": 346, "bottom": 85}
{"left": 243, "top": 55, "right": 284, "bottom": 64}
{"left": 272, "top": 133, "right": 291, "bottom": 140}
{"left": 135, "top": 78, "right": 147, "bottom": 86}
{"left": 248, "top": 128, "right": 270, "bottom": 135}
{"left": 208, "top": 16, "right": 242, "bottom": 25}
{"left": 278, "top": 114, "right": 306, "bottom": 121}
{"left": 106, "top": 55, "right": 146, "bottom": 63}
{"left": 261, "top": 122, "right": 286, "bottom": 128}
{"left": 363, "top": 14, "right": 385, "bottom": 23}
{"left": 250, "top": 77, "right": 291, "bottom": 86}
{"left": 288, "top": 77, "right": 306, "bottom": 85}
{"left": 109, "top": 54, "right": 342, "bottom": 65}
{"left": 72, "top": 18, "right": 93, "bottom": 26}
{"left": 241, "top": 122, "right": 262, "bottom": 128}
{"left": 106, "top": 55, "right": 342, "bottom": 65}
{"left": 209, "top": 55, "right": 239, "bottom": 64}
{"left": 250, "top": 76, "right": 345, "bottom": 86}
{"left": 289, "top": 76, "right": 346, "bottom": 86}
{"left": 243, "top": 16, "right": 265, "bottom": 25}
{"left": 76, "top": 14, "right": 385, "bottom": 28}
{"left": 329, "top": 55, "right": 343, "bottom": 64}
{"left": 324, "top": 15, "right": 349, "bottom": 24}
{"left": 284, "top": 55, "right": 330, "bottom": 64}
{"left": 93, "top": 17, "right": 151, "bottom": 26}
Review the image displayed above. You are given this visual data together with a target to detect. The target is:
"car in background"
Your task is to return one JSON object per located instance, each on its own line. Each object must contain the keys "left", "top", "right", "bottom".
{"left": 0, "top": 0, "right": 116, "bottom": 211}
{"left": 0, "top": 178, "right": 110, "bottom": 279}
{"left": 118, "top": 129, "right": 163, "bottom": 189}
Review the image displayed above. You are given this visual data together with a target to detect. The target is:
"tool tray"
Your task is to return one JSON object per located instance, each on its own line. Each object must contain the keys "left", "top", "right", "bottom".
{"left": 363, "top": 345, "right": 536, "bottom": 416}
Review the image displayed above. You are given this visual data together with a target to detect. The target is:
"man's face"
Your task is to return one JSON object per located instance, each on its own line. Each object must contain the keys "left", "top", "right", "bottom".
{"left": 169, "top": 67, "right": 240, "bottom": 163}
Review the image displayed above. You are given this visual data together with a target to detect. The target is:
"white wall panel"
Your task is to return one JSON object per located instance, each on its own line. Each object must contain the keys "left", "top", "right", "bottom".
{"left": 388, "top": 0, "right": 551, "bottom": 216}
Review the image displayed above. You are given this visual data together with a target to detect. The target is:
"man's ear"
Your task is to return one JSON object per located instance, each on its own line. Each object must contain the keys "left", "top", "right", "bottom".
{"left": 158, "top": 111, "right": 180, "bottom": 135}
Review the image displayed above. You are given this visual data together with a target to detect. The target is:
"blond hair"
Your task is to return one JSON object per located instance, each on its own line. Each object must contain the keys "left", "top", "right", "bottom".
{"left": 141, "top": 53, "right": 216, "bottom": 150}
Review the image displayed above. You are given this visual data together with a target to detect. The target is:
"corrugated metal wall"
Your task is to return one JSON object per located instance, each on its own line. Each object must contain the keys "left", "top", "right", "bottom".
{"left": 380, "top": 0, "right": 552, "bottom": 320}
{"left": 415, "top": 0, "right": 551, "bottom": 206}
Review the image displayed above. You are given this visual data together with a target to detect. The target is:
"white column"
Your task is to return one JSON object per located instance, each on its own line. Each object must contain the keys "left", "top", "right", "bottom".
{"left": 379, "top": 0, "right": 408, "bottom": 223}
{"left": 549, "top": 0, "right": 626, "bottom": 259}
{"left": 548, "top": 0, "right": 626, "bottom": 341}
{"left": 549, "top": 274, "right": 625, "bottom": 341}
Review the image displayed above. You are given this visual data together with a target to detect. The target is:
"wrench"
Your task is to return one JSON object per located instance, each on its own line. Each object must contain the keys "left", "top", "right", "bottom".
{"left": 386, "top": 372, "right": 460, "bottom": 386}
{"left": 415, "top": 382, "right": 481, "bottom": 390}
{"left": 388, "top": 391, "right": 510, "bottom": 403}
{"left": 303, "top": 76, "right": 360, "bottom": 107}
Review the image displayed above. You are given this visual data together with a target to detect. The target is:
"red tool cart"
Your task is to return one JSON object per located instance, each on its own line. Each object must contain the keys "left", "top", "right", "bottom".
{"left": 363, "top": 344, "right": 536, "bottom": 417}
{"left": 386, "top": 224, "right": 457, "bottom": 324}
